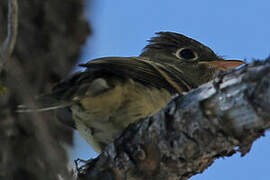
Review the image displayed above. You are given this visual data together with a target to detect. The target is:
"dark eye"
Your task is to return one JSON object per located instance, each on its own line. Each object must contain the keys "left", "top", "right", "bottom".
{"left": 175, "top": 48, "right": 198, "bottom": 60}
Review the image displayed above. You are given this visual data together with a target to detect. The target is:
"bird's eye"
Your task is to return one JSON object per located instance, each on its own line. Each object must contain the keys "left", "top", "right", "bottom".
{"left": 175, "top": 48, "right": 198, "bottom": 60}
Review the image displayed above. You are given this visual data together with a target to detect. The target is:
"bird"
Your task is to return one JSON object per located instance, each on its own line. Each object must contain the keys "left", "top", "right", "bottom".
{"left": 19, "top": 32, "right": 245, "bottom": 153}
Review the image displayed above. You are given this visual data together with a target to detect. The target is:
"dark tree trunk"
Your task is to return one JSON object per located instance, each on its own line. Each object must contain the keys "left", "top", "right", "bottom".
{"left": 0, "top": 0, "right": 90, "bottom": 179}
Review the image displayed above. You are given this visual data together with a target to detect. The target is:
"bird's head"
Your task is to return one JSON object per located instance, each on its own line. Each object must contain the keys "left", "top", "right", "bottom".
{"left": 140, "top": 32, "right": 244, "bottom": 89}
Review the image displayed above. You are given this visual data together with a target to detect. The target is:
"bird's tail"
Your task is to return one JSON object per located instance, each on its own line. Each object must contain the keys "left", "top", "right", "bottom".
{"left": 16, "top": 95, "right": 72, "bottom": 113}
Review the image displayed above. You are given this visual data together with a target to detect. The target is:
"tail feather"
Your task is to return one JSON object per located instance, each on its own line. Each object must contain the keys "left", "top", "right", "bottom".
{"left": 16, "top": 103, "right": 72, "bottom": 113}
{"left": 16, "top": 93, "right": 72, "bottom": 113}
{"left": 16, "top": 99, "right": 76, "bottom": 129}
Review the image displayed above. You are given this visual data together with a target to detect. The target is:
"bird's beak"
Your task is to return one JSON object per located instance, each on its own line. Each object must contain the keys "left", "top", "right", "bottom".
{"left": 199, "top": 60, "right": 245, "bottom": 71}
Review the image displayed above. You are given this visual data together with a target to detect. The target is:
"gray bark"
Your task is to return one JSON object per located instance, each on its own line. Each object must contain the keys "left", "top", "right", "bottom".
{"left": 77, "top": 58, "right": 270, "bottom": 180}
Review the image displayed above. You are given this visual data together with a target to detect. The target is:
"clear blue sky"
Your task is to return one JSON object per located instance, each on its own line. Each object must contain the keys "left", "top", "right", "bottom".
{"left": 72, "top": 0, "right": 270, "bottom": 179}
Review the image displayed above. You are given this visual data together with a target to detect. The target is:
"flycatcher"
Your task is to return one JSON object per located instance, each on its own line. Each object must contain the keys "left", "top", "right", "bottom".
{"left": 20, "top": 32, "right": 244, "bottom": 153}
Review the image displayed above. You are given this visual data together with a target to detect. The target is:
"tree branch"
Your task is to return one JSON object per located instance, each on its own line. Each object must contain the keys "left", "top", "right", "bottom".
{"left": 0, "top": 0, "right": 18, "bottom": 71}
{"left": 77, "top": 57, "right": 270, "bottom": 180}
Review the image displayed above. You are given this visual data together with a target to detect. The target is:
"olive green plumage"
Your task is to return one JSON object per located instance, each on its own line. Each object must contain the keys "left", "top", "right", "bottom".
{"left": 20, "top": 32, "right": 244, "bottom": 153}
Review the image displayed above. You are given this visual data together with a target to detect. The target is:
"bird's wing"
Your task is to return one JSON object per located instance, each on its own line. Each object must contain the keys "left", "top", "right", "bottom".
{"left": 17, "top": 56, "right": 188, "bottom": 114}
{"left": 17, "top": 56, "right": 185, "bottom": 130}
{"left": 51, "top": 56, "right": 183, "bottom": 101}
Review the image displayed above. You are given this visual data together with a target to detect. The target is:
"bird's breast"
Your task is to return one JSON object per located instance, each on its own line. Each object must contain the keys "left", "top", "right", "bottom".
{"left": 71, "top": 78, "right": 172, "bottom": 153}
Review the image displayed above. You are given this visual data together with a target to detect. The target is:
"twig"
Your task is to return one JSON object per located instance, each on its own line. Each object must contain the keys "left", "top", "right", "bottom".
{"left": 0, "top": 0, "right": 18, "bottom": 72}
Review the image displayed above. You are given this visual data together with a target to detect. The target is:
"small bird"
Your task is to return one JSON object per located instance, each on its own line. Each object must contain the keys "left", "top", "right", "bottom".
{"left": 19, "top": 32, "right": 244, "bottom": 153}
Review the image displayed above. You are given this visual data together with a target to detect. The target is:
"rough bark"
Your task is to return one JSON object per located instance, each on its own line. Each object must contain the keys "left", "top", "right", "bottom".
{"left": 77, "top": 57, "right": 270, "bottom": 180}
{"left": 0, "top": 0, "right": 90, "bottom": 180}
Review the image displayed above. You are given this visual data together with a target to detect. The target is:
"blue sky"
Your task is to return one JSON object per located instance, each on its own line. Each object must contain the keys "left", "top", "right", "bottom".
{"left": 72, "top": 0, "right": 270, "bottom": 179}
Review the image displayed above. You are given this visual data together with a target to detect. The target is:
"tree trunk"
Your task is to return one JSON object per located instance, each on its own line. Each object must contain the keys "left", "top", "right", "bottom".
{"left": 0, "top": 0, "right": 90, "bottom": 179}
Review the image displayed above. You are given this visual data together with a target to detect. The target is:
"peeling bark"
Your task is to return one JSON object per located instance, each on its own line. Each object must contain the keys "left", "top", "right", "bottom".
{"left": 77, "top": 58, "right": 270, "bottom": 180}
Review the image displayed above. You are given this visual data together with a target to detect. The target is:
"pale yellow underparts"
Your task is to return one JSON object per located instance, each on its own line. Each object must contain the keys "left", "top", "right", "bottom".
{"left": 71, "top": 78, "right": 171, "bottom": 153}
